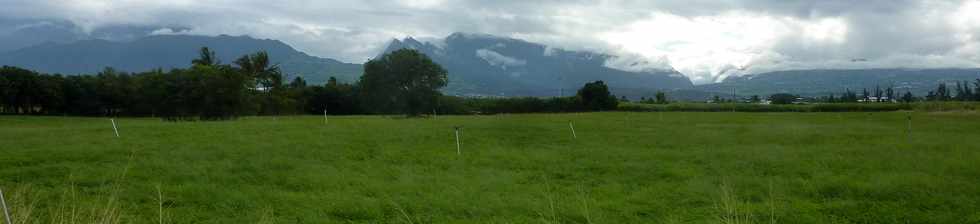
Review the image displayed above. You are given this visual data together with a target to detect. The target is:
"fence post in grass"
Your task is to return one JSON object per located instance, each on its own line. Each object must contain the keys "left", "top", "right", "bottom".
{"left": 732, "top": 87, "right": 737, "bottom": 113}
{"left": 1, "top": 187, "right": 11, "bottom": 224}
{"left": 454, "top": 126, "right": 461, "bottom": 155}
{"left": 111, "top": 118, "right": 120, "bottom": 138}
{"left": 907, "top": 111, "right": 912, "bottom": 141}
{"left": 568, "top": 120, "right": 577, "bottom": 139}
{"left": 626, "top": 112, "right": 631, "bottom": 128}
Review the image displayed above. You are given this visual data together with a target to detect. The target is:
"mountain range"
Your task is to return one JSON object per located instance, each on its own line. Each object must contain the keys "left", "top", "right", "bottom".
{"left": 696, "top": 69, "right": 980, "bottom": 97}
{"left": 0, "top": 33, "right": 695, "bottom": 98}
{"left": 380, "top": 33, "right": 693, "bottom": 97}
{"left": 0, "top": 35, "right": 362, "bottom": 84}
{"left": 1, "top": 31, "right": 979, "bottom": 100}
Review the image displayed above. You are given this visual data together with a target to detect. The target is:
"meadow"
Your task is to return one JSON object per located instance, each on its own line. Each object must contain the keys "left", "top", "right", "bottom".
{"left": 1, "top": 112, "right": 979, "bottom": 223}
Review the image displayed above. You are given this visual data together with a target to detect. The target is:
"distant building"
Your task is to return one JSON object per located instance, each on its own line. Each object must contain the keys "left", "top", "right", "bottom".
{"left": 858, "top": 96, "right": 893, "bottom": 103}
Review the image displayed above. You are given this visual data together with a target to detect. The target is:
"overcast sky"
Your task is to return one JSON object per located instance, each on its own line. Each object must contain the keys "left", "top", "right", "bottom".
{"left": 3, "top": 0, "right": 980, "bottom": 83}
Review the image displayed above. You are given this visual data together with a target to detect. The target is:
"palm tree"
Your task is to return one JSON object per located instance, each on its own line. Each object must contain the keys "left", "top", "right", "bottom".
{"left": 234, "top": 51, "right": 282, "bottom": 90}
{"left": 192, "top": 47, "right": 220, "bottom": 66}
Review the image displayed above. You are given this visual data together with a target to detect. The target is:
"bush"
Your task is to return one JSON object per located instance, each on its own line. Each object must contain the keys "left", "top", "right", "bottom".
{"left": 769, "top": 93, "right": 798, "bottom": 105}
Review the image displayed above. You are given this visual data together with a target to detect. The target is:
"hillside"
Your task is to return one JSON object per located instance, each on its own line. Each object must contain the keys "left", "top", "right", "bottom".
{"left": 0, "top": 35, "right": 363, "bottom": 84}
{"left": 697, "top": 69, "right": 980, "bottom": 97}
{"left": 380, "top": 33, "right": 693, "bottom": 97}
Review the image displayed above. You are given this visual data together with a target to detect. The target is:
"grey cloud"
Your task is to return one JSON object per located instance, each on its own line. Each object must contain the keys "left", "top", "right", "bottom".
{"left": 1, "top": 0, "right": 979, "bottom": 83}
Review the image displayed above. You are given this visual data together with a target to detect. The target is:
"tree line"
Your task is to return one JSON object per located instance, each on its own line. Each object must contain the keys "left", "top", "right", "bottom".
{"left": 813, "top": 80, "right": 980, "bottom": 104}
{"left": 0, "top": 48, "right": 619, "bottom": 119}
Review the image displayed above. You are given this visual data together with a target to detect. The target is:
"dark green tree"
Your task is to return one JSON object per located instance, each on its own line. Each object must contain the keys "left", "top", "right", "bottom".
{"left": 840, "top": 89, "right": 859, "bottom": 102}
{"left": 769, "top": 93, "right": 797, "bottom": 105}
{"left": 289, "top": 76, "right": 307, "bottom": 89}
{"left": 360, "top": 49, "right": 448, "bottom": 116}
{"left": 234, "top": 51, "right": 280, "bottom": 89}
{"left": 0, "top": 74, "right": 8, "bottom": 113}
{"left": 954, "top": 81, "right": 973, "bottom": 101}
{"left": 654, "top": 91, "right": 669, "bottom": 104}
{"left": 235, "top": 51, "right": 288, "bottom": 115}
{"left": 308, "top": 77, "right": 360, "bottom": 115}
{"left": 936, "top": 83, "right": 950, "bottom": 101}
{"left": 192, "top": 47, "right": 220, "bottom": 66}
{"left": 874, "top": 85, "right": 883, "bottom": 99}
{"left": 901, "top": 91, "right": 915, "bottom": 103}
{"left": 95, "top": 67, "right": 136, "bottom": 116}
{"left": 575, "top": 81, "right": 618, "bottom": 111}
{"left": 974, "top": 79, "right": 980, "bottom": 101}
{"left": 886, "top": 86, "right": 895, "bottom": 102}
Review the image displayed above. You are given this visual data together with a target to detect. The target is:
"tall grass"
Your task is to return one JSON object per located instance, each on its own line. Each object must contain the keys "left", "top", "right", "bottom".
{"left": 2, "top": 113, "right": 979, "bottom": 222}
{"left": 717, "top": 182, "right": 751, "bottom": 224}
{"left": 3, "top": 183, "right": 123, "bottom": 224}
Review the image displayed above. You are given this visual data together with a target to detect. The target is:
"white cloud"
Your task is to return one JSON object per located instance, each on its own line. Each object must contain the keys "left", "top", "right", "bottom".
{"left": 475, "top": 48, "right": 525, "bottom": 69}
{"left": 599, "top": 11, "right": 859, "bottom": 83}
{"left": 542, "top": 46, "right": 556, "bottom": 56}
{"left": 149, "top": 28, "right": 186, "bottom": 35}
{"left": 602, "top": 52, "right": 674, "bottom": 73}
{"left": 2, "top": 0, "right": 980, "bottom": 83}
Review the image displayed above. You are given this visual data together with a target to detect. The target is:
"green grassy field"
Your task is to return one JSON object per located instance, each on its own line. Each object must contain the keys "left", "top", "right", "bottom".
{"left": 1, "top": 112, "right": 979, "bottom": 223}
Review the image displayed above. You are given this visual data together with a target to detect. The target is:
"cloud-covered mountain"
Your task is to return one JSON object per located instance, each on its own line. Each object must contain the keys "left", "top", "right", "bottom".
{"left": 380, "top": 33, "right": 693, "bottom": 97}
{"left": 0, "top": 19, "right": 82, "bottom": 53}
{"left": 696, "top": 69, "right": 980, "bottom": 97}
{"left": 0, "top": 34, "right": 362, "bottom": 84}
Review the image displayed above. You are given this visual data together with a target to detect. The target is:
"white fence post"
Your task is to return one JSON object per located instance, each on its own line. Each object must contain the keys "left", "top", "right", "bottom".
{"left": 907, "top": 112, "right": 912, "bottom": 141}
{"left": 454, "top": 127, "right": 461, "bottom": 155}
{"left": 1, "top": 187, "right": 12, "bottom": 224}
{"left": 111, "top": 119, "right": 120, "bottom": 138}
{"left": 569, "top": 121, "right": 577, "bottom": 139}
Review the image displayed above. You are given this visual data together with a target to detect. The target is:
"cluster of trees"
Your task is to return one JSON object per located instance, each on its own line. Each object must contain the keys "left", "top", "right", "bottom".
{"left": 817, "top": 80, "right": 980, "bottom": 103}
{"left": 0, "top": 48, "right": 349, "bottom": 120}
{"left": 637, "top": 91, "right": 669, "bottom": 104}
{"left": 820, "top": 86, "right": 900, "bottom": 103}
{"left": 1, "top": 48, "right": 620, "bottom": 119}
{"left": 451, "top": 81, "right": 619, "bottom": 114}
{"left": 924, "top": 80, "right": 980, "bottom": 101}
{"left": 768, "top": 93, "right": 799, "bottom": 105}
{"left": 1, "top": 47, "right": 360, "bottom": 119}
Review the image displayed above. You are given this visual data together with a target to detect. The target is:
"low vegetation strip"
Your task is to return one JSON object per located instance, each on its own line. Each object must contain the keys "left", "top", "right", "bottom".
{"left": 619, "top": 102, "right": 980, "bottom": 112}
{"left": 1, "top": 112, "right": 979, "bottom": 223}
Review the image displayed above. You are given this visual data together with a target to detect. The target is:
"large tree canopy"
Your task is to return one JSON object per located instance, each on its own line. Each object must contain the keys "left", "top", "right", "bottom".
{"left": 576, "top": 80, "right": 618, "bottom": 111}
{"left": 359, "top": 49, "right": 448, "bottom": 115}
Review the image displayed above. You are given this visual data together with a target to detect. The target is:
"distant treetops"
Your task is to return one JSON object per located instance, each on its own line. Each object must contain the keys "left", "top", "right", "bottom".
{"left": 0, "top": 48, "right": 623, "bottom": 119}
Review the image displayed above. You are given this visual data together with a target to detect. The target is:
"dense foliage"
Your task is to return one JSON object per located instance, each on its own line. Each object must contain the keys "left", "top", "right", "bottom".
{"left": 575, "top": 80, "right": 618, "bottom": 111}
{"left": 0, "top": 48, "right": 354, "bottom": 120}
{"left": 814, "top": 80, "right": 980, "bottom": 103}
{"left": 360, "top": 49, "right": 448, "bottom": 116}
{"left": 1, "top": 48, "right": 623, "bottom": 118}
{"left": 768, "top": 93, "right": 798, "bottom": 105}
